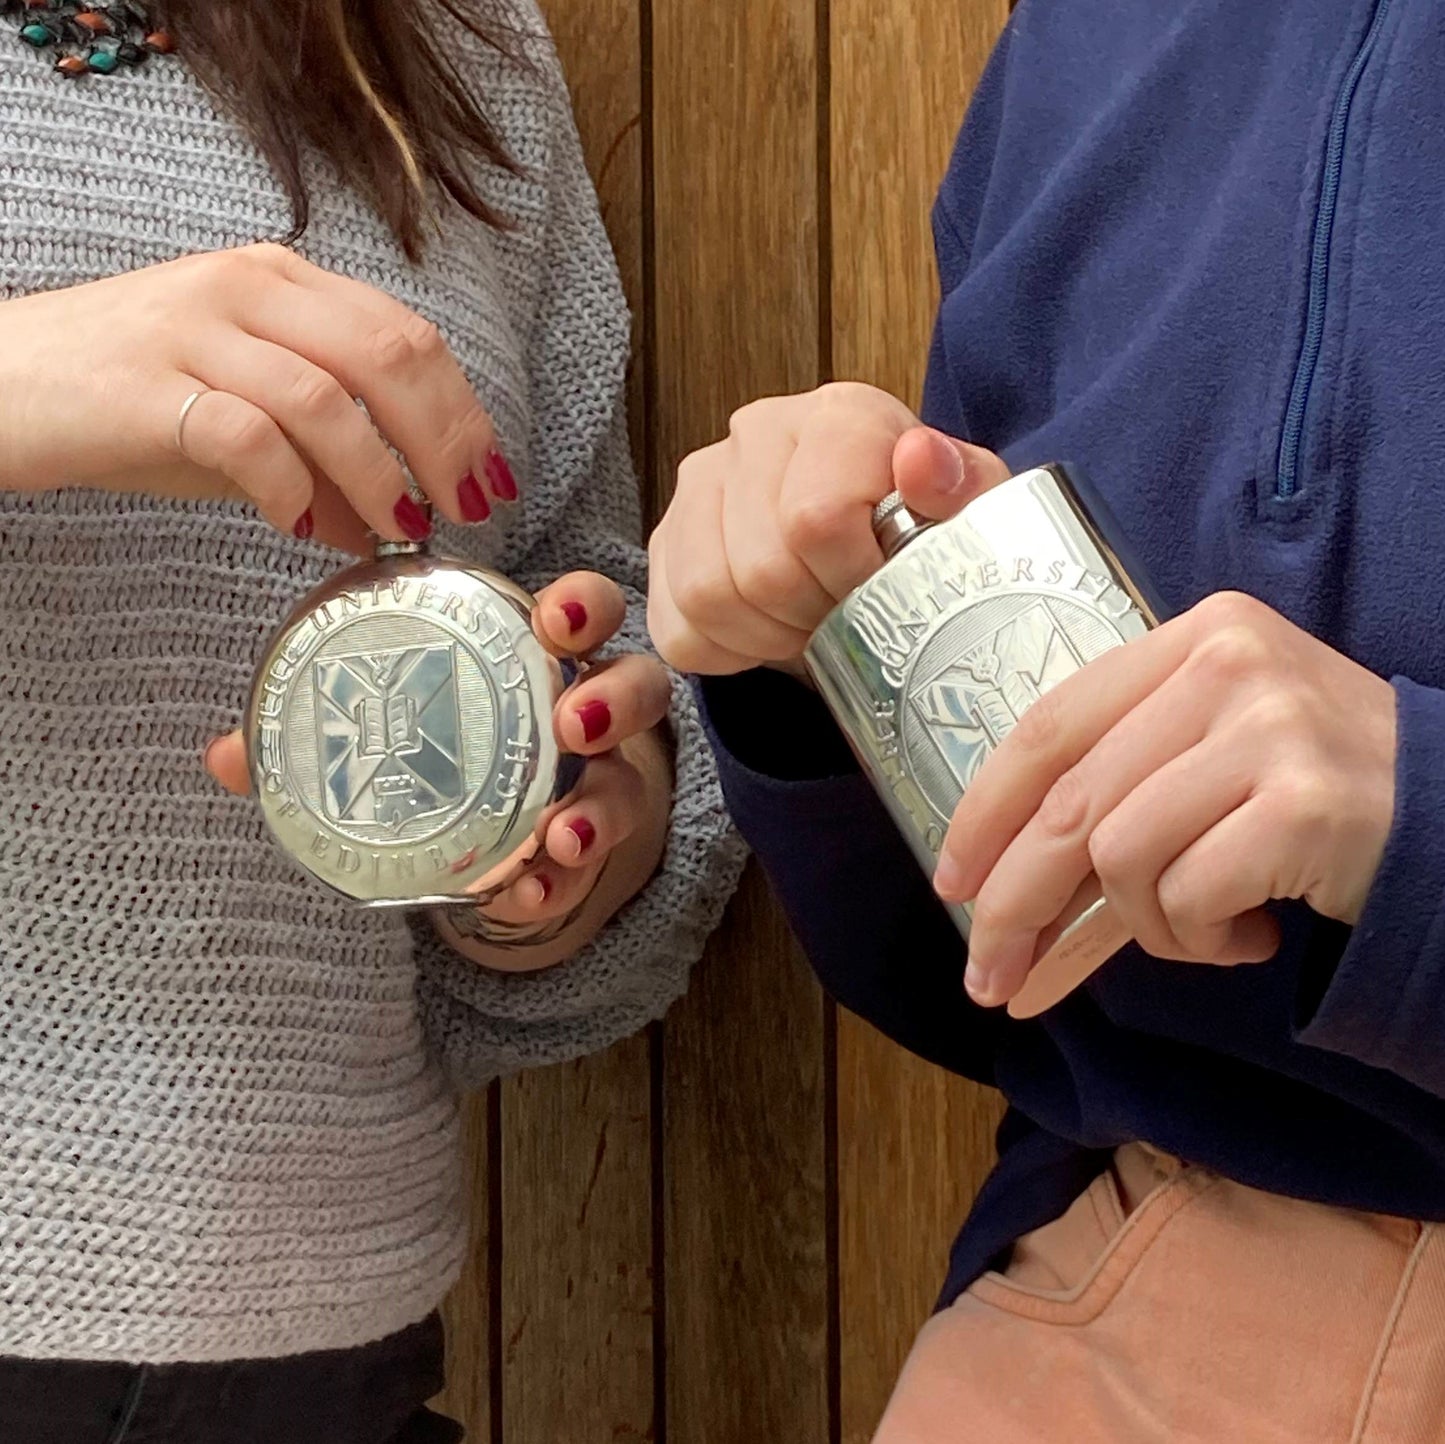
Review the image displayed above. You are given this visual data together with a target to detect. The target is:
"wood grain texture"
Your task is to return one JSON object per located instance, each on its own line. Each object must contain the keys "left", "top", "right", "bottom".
{"left": 435, "top": 1088, "right": 495, "bottom": 1439}
{"left": 828, "top": 3, "right": 1011, "bottom": 1439}
{"left": 829, "top": 0, "right": 1008, "bottom": 404}
{"left": 651, "top": 0, "right": 829, "bottom": 1437}
{"left": 648, "top": 0, "right": 821, "bottom": 508}
{"left": 541, "top": 0, "right": 647, "bottom": 464}
{"left": 500, "top": 1035, "right": 655, "bottom": 1444}
{"left": 442, "top": 1, "right": 1019, "bottom": 1439}
{"left": 835, "top": 1021, "right": 1005, "bottom": 1443}
{"left": 662, "top": 875, "right": 831, "bottom": 1444}
{"left": 494, "top": 9, "right": 657, "bottom": 1444}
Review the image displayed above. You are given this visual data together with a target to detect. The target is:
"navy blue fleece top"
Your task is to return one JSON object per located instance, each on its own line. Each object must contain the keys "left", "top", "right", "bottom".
{"left": 699, "top": 0, "right": 1445, "bottom": 1307}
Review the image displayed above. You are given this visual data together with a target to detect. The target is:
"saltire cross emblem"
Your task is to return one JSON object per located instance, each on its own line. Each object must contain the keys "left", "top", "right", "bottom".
{"left": 912, "top": 599, "right": 1086, "bottom": 797}
{"left": 314, "top": 643, "right": 464, "bottom": 833}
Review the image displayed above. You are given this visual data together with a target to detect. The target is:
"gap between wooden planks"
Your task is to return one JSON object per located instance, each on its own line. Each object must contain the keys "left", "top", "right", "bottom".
{"left": 437, "top": 1, "right": 1012, "bottom": 1440}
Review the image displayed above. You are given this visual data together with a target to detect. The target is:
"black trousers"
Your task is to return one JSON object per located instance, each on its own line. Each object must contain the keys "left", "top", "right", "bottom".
{"left": 0, "top": 1314, "right": 464, "bottom": 1444}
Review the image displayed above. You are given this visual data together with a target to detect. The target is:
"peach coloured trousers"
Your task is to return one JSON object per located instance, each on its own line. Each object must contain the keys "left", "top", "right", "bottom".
{"left": 874, "top": 1144, "right": 1445, "bottom": 1444}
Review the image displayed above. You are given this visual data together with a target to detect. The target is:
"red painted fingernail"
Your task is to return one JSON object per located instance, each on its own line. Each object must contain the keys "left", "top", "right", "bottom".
{"left": 533, "top": 873, "right": 553, "bottom": 904}
{"left": 568, "top": 816, "right": 597, "bottom": 855}
{"left": 561, "top": 601, "right": 587, "bottom": 634}
{"left": 394, "top": 493, "right": 432, "bottom": 540}
{"left": 576, "top": 699, "right": 611, "bottom": 744}
{"left": 484, "top": 448, "right": 518, "bottom": 502}
{"left": 292, "top": 508, "right": 314, "bottom": 541}
{"left": 457, "top": 471, "right": 491, "bottom": 523}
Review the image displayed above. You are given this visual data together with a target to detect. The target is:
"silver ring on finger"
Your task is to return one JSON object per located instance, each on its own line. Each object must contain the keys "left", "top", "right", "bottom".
{"left": 175, "top": 387, "right": 209, "bottom": 458}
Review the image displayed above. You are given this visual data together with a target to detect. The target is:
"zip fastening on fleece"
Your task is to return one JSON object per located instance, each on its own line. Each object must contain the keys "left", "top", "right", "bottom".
{"left": 1275, "top": 0, "right": 1393, "bottom": 500}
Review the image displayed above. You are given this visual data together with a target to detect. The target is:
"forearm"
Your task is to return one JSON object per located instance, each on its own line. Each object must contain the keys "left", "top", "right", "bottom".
{"left": 428, "top": 726, "right": 673, "bottom": 974}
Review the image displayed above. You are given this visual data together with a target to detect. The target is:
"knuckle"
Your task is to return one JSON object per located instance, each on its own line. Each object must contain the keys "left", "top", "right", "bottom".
{"left": 810, "top": 380, "right": 912, "bottom": 431}
{"left": 216, "top": 406, "right": 275, "bottom": 461}
{"left": 813, "top": 379, "right": 875, "bottom": 410}
{"left": 1036, "top": 767, "right": 1090, "bottom": 841}
{"left": 970, "top": 893, "right": 1017, "bottom": 940}
{"left": 735, "top": 548, "right": 803, "bottom": 612}
{"left": 674, "top": 449, "right": 709, "bottom": 493}
{"left": 1086, "top": 820, "right": 1132, "bottom": 884}
{"left": 431, "top": 408, "right": 480, "bottom": 463}
{"left": 726, "top": 400, "right": 765, "bottom": 436}
{"left": 1156, "top": 875, "right": 1207, "bottom": 938}
{"left": 645, "top": 598, "right": 681, "bottom": 662}
{"left": 1245, "top": 687, "right": 1309, "bottom": 738}
{"left": 778, "top": 491, "right": 845, "bottom": 553}
{"left": 367, "top": 314, "right": 443, "bottom": 374}
{"left": 248, "top": 241, "right": 295, "bottom": 270}
{"left": 1269, "top": 767, "right": 1330, "bottom": 832}
{"left": 402, "top": 312, "right": 446, "bottom": 359}
{"left": 1011, "top": 689, "right": 1064, "bottom": 757}
{"left": 1197, "top": 590, "right": 1264, "bottom": 633}
{"left": 178, "top": 249, "right": 250, "bottom": 303}
{"left": 1193, "top": 621, "right": 1271, "bottom": 686}
{"left": 669, "top": 566, "right": 728, "bottom": 626}
{"left": 726, "top": 393, "right": 795, "bottom": 437}
{"left": 361, "top": 450, "right": 405, "bottom": 500}
{"left": 286, "top": 370, "right": 347, "bottom": 423}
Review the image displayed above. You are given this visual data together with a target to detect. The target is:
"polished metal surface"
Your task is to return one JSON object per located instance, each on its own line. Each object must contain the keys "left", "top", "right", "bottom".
{"left": 805, "top": 464, "right": 1157, "bottom": 946}
{"left": 871, "top": 490, "right": 929, "bottom": 561}
{"left": 245, "top": 548, "right": 570, "bottom": 907}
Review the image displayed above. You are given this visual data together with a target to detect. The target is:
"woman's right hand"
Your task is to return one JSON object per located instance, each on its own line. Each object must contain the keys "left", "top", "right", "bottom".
{"left": 0, "top": 243, "right": 517, "bottom": 549}
{"left": 647, "top": 381, "right": 1009, "bottom": 675}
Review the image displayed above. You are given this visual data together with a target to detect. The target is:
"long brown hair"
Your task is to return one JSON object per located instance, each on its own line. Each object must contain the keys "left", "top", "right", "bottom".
{"left": 161, "top": 0, "right": 520, "bottom": 259}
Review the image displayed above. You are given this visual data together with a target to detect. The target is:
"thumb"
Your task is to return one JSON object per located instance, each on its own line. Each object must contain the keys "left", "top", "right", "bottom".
{"left": 204, "top": 730, "right": 252, "bottom": 796}
{"left": 892, "top": 426, "right": 1010, "bottom": 522}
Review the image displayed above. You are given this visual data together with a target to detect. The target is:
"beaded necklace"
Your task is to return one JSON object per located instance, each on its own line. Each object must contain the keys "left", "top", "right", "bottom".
{"left": 2, "top": 0, "right": 174, "bottom": 77}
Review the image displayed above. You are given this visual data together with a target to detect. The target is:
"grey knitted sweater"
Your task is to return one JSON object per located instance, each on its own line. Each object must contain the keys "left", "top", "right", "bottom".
{"left": 0, "top": 6, "right": 744, "bottom": 1363}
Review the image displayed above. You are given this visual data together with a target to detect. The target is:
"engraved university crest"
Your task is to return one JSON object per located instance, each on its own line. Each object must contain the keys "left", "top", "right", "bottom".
{"left": 903, "top": 592, "right": 1125, "bottom": 821}
{"left": 314, "top": 643, "right": 464, "bottom": 833}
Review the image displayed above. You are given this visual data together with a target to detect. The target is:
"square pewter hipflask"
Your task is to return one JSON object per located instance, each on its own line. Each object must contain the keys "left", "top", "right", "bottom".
{"left": 803, "top": 464, "right": 1161, "bottom": 1016}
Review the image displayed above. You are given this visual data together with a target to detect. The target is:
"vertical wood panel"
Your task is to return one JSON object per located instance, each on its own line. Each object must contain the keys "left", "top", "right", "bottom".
{"left": 651, "top": 0, "right": 830, "bottom": 1432}
{"left": 435, "top": 1090, "right": 495, "bottom": 1439}
{"left": 835, "top": 1027, "right": 1004, "bottom": 1443}
{"left": 542, "top": 0, "right": 647, "bottom": 461}
{"left": 828, "top": 3, "right": 1010, "bottom": 1440}
{"left": 662, "top": 883, "right": 831, "bottom": 1444}
{"left": 500, "top": 1036, "right": 655, "bottom": 1444}
{"left": 496, "top": 8, "right": 657, "bottom": 1444}
{"left": 650, "top": 0, "right": 821, "bottom": 480}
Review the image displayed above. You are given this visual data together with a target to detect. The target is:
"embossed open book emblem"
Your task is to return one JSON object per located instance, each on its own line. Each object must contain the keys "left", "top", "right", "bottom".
{"left": 314, "top": 643, "right": 464, "bottom": 833}
{"left": 907, "top": 595, "right": 1095, "bottom": 815}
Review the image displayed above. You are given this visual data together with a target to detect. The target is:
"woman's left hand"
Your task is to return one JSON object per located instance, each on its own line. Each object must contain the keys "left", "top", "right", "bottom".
{"left": 205, "top": 571, "right": 674, "bottom": 970}
{"left": 933, "top": 589, "right": 1398, "bottom": 1008}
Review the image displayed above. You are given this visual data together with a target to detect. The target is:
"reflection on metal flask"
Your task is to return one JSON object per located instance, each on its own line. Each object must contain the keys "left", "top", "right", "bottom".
{"left": 803, "top": 465, "right": 1161, "bottom": 1018}
{"left": 244, "top": 513, "right": 578, "bottom": 910}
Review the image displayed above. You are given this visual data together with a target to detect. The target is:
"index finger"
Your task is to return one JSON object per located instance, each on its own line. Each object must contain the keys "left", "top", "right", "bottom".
{"left": 267, "top": 256, "right": 504, "bottom": 521}
{"left": 935, "top": 613, "right": 1200, "bottom": 904}
{"left": 776, "top": 392, "right": 914, "bottom": 599}
{"left": 531, "top": 571, "right": 627, "bottom": 657}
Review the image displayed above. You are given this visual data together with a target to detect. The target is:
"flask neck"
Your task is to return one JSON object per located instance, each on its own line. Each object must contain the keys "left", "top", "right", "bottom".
{"left": 871, "top": 491, "right": 935, "bottom": 561}
{"left": 375, "top": 536, "right": 431, "bottom": 560}
{"left": 374, "top": 493, "right": 434, "bottom": 560}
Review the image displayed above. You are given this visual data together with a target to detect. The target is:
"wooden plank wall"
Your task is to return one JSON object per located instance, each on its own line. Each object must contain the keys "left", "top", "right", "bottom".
{"left": 436, "top": 1, "right": 1011, "bottom": 1440}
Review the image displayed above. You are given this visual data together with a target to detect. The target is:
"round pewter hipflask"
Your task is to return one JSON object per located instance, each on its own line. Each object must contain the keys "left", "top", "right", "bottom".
{"left": 245, "top": 537, "right": 576, "bottom": 908}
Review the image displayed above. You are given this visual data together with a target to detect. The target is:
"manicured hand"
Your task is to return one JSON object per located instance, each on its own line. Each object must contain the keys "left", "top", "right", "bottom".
{"left": 648, "top": 382, "right": 1008, "bottom": 674}
{"left": 0, "top": 243, "right": 519, "bottom": 551}
{"left": 442, "top": 571, "right": 673, "bottom": 944}
{"left": 204, "top": 572, "right": 674, "bottom": 967}
{"left": 935, "top": 589, "right": 1398, "bottom": 1007}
